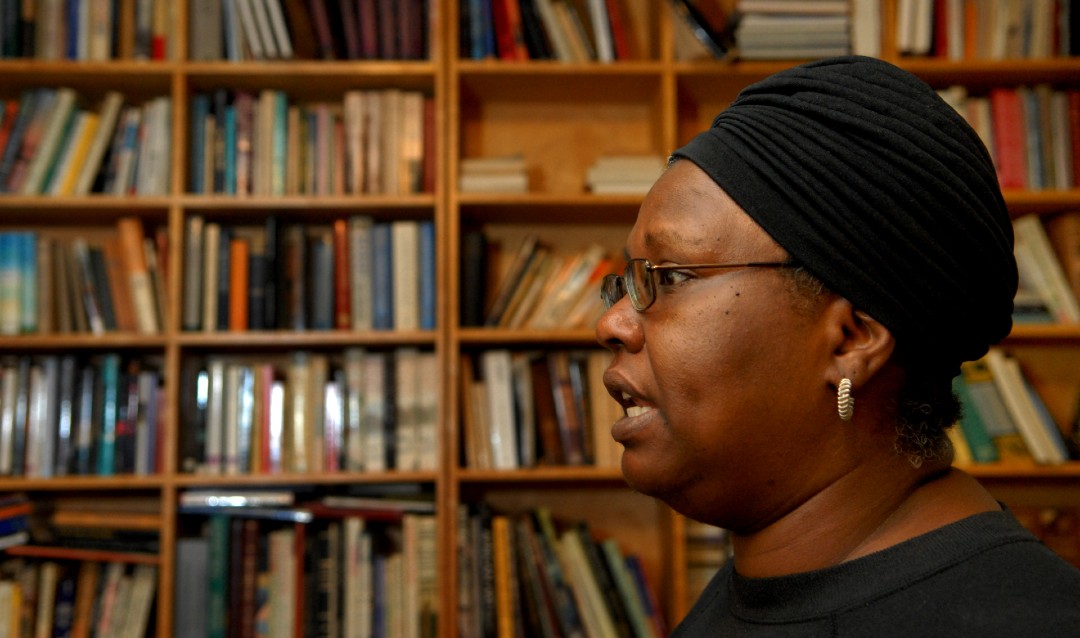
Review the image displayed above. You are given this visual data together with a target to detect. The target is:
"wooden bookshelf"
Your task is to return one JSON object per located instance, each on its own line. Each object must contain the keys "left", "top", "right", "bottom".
{"left": 0, "top": 0, "right": 1079, "bottom": 635}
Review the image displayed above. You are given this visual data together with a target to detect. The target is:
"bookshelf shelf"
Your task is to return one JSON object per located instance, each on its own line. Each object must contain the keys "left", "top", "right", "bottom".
{"left": 456, "top": 466, "right": 626, "bottom": 484}
{"left": 455, "top": 327, "right": 599, "bottom": 346}
{"left": 172, "top": 470, "right": 440, "bottom": 487}
{"left": 175, "top": 330, "right": 438, "bottom": 348}
{"left": 456, "top": 59, "right": 666, "bottom": 75}
{"left": 183, "top": 63, "right": 438, "bottom": 93}
{"left": 964, "top": 461, "right": 1080, "bottom": 480}
{"left": 1007, "top": 324, "right": 1080, "bottom": 343}
{"left": 0, "top": 476, "right": 167, "bottom": 490}
{"left": 1003, "top": 190, "right": 1080, "bottom": 214}
{"left": 0, "top": 335, "right": 170, "bottom": 349}
{"left": 5, "top": 545, "right": 162, "bottom": 565}
{"left": 179, "top": 194, "right": 439, "bottom": 209}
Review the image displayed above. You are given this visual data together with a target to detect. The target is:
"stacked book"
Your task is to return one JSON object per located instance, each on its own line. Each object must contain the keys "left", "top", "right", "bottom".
{"left": 190, "top": 0, "right": 429, "bottom": 62}
{"left": 181, "top": 215, "right": 436, "bottom": 333}
{"left": 458, "top": 155, "right": 529, "bottom": 194}
{"left": 173, "top": 492, "right": 437, "bottom": 638}
{"left": 189, "top": 88, "right": 432, "bottom": 196}
{"left": 733, "top": 0, "right": 851, "bottom": 60}
{"left": 942, "top": 85, "right": 1080, "bottom": 193}
{"left": 0, "top": 88, "right": 170, "bottom": 197}
{"left": 461, "top": 0, "right": 640, "bottom": 62}
{"left": 585, "top": 155, "right": 665, "bottom": 195}
{"left": 456, "top": 505, "right": 665, "bottom": 638}
{"left": 0, "top": 493, "right": 30, "bottom": 550}
{"left": 0, "top": 354, "right": 164, "bottom": 479}
{"left": 460, "top": 348, "right": 623, "bottom": 471}
{"left": 952, "top": 349, "right": 1074, "bottom": 467}
{"left": 0, "top": 218, "right": 166, "bottom": 336}
{"left": 1012, "top": 214, "right": 1080, "bottom": 325}
{"left": 178, "top": 347, "right": 439, "bottom": 476}
{"left": 468, "top": 235, "right": 614, "bottom": 331}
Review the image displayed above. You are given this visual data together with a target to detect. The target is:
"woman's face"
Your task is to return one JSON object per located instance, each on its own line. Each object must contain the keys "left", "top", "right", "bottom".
{"left": 596, "top": 161, "right": 843, "bottom": 530}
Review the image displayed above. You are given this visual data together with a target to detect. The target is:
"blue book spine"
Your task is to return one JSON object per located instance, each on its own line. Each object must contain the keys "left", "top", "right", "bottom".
{"left": 419, "top": 220, "right": 436, "bottom": 330}
{"left": 66, "top": 0, "right": 80, "bottom": 59}
{"left": 372, "top": 222, "right": 393, "bottom": 330}
{"left": 468, "top": 0, "right": 485, "bottom": 59}
{"left": 0, "top": 515, "right": 28, "bottom": 536}
{"left": 479, "top": 0, "right": 496, "bottom": 58}
{"left": 372, "top": 554, "right": 386, "bottom": 638}
{"left": 221, "top": 0, "right": 240, "bottom": 61}
{"left": 189, "top": 93, "right": 209, "bottom": 193}
{"left": 96, "top": 353, "right": 120, "bottom": 476}
{"left": 0, "top": 233, "right": 17, "bottom": 334}
{"left": 224, "top": 105, "right": 237, "bottom": 195}
{"left": 17, "top": 232, "right": 36, "bottom": 333}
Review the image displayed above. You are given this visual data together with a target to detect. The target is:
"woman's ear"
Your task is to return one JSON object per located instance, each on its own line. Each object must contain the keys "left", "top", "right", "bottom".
{"left": 822, "top": 297, "right": 896, "bottom": 388}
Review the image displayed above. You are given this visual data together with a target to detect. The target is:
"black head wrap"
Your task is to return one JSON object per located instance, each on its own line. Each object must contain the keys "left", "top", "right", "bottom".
{"left": 672, "top": 55, "right": 1017, "bottom": 378}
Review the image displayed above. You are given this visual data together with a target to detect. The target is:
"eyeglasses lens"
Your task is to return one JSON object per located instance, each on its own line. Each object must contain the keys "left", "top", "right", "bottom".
{"left": 627, "top": 259, "right": 653, "bottom": 311}
{"left": 601, "top": 274, "right": 625, "bottom": 309}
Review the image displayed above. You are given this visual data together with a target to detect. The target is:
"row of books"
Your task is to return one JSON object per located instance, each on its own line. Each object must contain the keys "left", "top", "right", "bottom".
{"left": 179, "top": 347, "right": 439, "bottom": 476}
{"left": 456, "top": 504, "right": 663, "bottom": 638}
{"left": 174, "top": 503, "right": 437, "bottom": 638}
{"left": 0, "top": 353, "right": 164, "bottom": 478}
{"left": 733, "top": 1, "right": 851, "bottom": 60}
{"left": 182, "top": 215, "right": 436, "bottom": 333}
{"left": 0, "top": 89, "right": 170, "bottom": 197}
{"left": 0, "top": 0, "right": 171, "bottom": 61}
{"left": 951, "top": 348, "right": 1076, "bottom": 466}
{"left": 1012, "top": 213, "right": 1080, "bottom": 325}
{"left": 0, "top": 558, "right": 157, "bottom": 638}
{"left": 190, "top": 0, "right": 429, "bottom": 62}
{"left": 460, "top": 349, "right": 622, "bottom": 470}
{"left": 463, "top": 232, "right": 615, "bottom": 330}
{"left": 939, "top": 85, "right": 1080, "bottom": 193}
{"left": 898, "top": 0, "right": 1078, "bottom": 59}
{"left": 189, "top": 88, "right": 434, "bottom": 197}
{"left": 0, "top": 219, "right": 166, "bottom": 336}
{"left": 460, "top": 0, "right": 639, "bottom": 62}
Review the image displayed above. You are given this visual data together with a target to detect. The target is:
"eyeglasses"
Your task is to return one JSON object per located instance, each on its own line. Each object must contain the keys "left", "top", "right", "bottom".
{"left": 601, "top": 258, "right": 794, "bottom": 312}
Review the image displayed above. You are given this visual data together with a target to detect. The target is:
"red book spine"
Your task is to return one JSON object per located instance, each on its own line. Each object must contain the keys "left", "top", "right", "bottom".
{"left": 333, "top": 219, "right": 351, "bottom": 329}
{"left": 989, "top": 87, "right": 1027, "bottom": 189}
{"left": 605, "top": 0, "right": 635, "bottom": 60}
{"left": 422, "top": 97, "right": 436, "bottom": 193}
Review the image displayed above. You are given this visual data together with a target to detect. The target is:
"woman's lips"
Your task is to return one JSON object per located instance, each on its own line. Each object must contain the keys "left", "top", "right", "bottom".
{"left": 611, "top": 392, "right": 656, "bottom": 443}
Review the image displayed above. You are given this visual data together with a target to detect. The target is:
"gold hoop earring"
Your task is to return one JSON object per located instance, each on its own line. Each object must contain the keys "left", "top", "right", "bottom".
{"left": 837, "top": 378, "right": 854, "bottom": 421}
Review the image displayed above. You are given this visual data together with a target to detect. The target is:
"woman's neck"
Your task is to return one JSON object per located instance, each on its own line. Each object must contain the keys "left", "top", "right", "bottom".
{"left": 729, "top": 464, "right": 1000, "bottom": 578}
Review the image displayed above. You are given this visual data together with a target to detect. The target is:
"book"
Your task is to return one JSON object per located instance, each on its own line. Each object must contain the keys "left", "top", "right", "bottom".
{"left": 989, "top": 87, "right": 1028, "bottom": 189}
{"left": 1015, "top": 214, "right": 1080, "bottom": 323}
{"left": 952, "top": 374, "right": 1000, "bottom": 464}
{"left": 481, "top": 349, "right": 518, "bottom": 470}
{"left": 391, "top": 220, "right": 420, "bottom": 331}
{"left": 984, "top": 349, "right": 1068, "bottom": 464}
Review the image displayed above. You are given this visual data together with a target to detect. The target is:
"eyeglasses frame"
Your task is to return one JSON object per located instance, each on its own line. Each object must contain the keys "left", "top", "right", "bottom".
{"left": 601, "top": 258, "right": 794, "bottom": 312}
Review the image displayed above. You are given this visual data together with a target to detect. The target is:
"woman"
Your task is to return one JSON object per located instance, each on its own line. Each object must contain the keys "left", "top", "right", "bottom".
{"left": 596, "top": 56, "right": 1080, "bottom": 635}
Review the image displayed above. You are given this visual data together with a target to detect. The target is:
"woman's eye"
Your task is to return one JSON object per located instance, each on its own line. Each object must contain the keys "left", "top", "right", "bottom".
{"left": 656, "top": 269, "right": 692, "bottom": 286}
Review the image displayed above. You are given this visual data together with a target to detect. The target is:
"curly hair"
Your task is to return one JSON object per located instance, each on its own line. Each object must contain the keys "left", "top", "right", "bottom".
{"left": 781, "top": 265, "right": 959, "bottom": 466}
